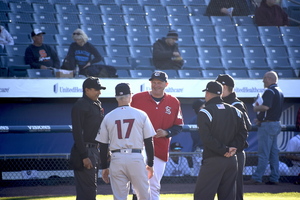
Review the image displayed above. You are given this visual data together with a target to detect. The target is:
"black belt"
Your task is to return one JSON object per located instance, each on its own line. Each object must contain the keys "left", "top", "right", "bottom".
{"left": 111, "top": 149, "right": 141, "bottom": 153}
{"left": 85, "top": 143, "right": 99, "bottom": 148}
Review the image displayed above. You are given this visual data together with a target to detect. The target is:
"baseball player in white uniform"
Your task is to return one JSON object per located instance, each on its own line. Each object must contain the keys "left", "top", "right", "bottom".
{"left": 96, "top": 83, "right": 156, "bottom": 200}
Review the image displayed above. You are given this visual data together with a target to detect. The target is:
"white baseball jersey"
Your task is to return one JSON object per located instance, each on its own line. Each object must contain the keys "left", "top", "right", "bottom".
{"left": 95, "top": 106, "right": 156, "bottom": 150}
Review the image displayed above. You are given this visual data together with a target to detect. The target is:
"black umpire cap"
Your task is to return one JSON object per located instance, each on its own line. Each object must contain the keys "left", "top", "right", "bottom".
{"left": 202, "top": 81, "right": 223, "bottom": 95}
{"left": 83, "top": 77, "right": 106, "bottom": 90}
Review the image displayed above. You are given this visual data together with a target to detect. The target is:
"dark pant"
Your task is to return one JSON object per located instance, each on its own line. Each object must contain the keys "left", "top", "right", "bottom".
{"left": 236, "top": 151, "right": 246, "bottom": 200}
{"left": 74, "top": 147, "right": 100, "bottom": 200}
{"left": 194, "top": 156, "right": 237, "bottom": 200}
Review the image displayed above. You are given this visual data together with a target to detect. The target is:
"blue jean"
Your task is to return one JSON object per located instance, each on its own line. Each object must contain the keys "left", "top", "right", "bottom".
{"left": 252, "top": 121, "right": 281, "bottom": 182}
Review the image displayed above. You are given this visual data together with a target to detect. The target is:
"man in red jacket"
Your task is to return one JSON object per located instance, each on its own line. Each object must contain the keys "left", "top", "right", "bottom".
{"left": 131, "top": 71, "right": 184, "bottom": 200}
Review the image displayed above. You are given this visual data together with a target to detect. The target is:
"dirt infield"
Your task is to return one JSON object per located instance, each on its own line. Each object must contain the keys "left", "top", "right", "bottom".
{"left": 0, "top": 183, "right": 299, "bottom": 197}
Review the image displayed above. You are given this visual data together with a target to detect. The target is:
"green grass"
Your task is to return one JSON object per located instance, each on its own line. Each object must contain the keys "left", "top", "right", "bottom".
{"left": 1, "top": 193, "right": 300, "bottom": 200}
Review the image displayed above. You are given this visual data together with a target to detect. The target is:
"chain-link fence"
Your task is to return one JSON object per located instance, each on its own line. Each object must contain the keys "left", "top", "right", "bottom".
{"left": 1, "top": 151, "right": 299, "bottom": 187}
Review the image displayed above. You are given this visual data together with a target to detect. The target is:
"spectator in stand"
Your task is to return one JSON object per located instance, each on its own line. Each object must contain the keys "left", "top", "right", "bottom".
{"left": 164, "top": 142, "right": 191, "bottom": 177}
{"left": 25, "top": 29, "right": 60, "bottom": 69}
{"left": 0, "top": 24, "right": 14, "bottom": 50}
{"left": 255, "top": 0, "right": 289, "bottom": 26}
{"left": 205, "top": 0, "right": 252, "bottom": 16}
{"left": 152, "top": 30, "right": 184, "bottom": 70}
{"left": 63, "top": 29, "right": 103, "bottom": 77}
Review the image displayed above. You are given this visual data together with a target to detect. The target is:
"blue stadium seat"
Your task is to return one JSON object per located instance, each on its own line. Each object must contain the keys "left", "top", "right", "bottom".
{"left": 166, "top": 5, "right": 189, "bottom": 16}
{"left": 11, "top": 34, "right": 31, "bottom": 45}
{"left": 216, "top": 36, "right": 240, "bottom": 47}
{"left": 93, "top": 0, "right": 116, "bottom": 5}
{"left": 27, "top": 69, "right": 54, "bottom": 78}
{"left": 279, "top": 26, "right": 300, "bottom": 36}
{"left": 161, "top": 0, "right": 184, "bottom": 6}
{"left": 182, "top": 58, "right": 201, "bottom": 69}
{"left": 199, "top": 58, "right": 224, "bottom": 69}
{"left": 220, "top": 47, "right": 244, "bottom": 58}
{"left": 71, "top": 0, "right": 94, "bottom": 5}
{"left": 274, "top": 69, "right": 297, "bottom": 78}
{"left": 177, "top": 36, "right": 197, "bottom": 47}
{"left": 214, "top": 25, "right": 237, "bottom": 37}
{"left": 144, "top": 5, "right": 167, "bottom": 16}
{"left": 179, "top": 47, "right": 199, "bottom": 58}
{"left": 0, "top": 1, "right": 10, "bottom": 12}
{"left": 129, "top": 57, "right": 154, "bottom": 69}
{"left": 94, "top": 46, "right": 107, "bottom": 57}
{"left": 32, "top": 3, "right": 56, "bottom": 13}
{"left": 244, "top": 58, "right": 270, "bottom": 69}
{"left": 210, "top": 16, "right": 233, "bottom": 26}
{"left": 115, "top": 0, "right": 139, "bottom": 6}
{"left": 0, "top": 13, "right": 10, "bottom": 23}
{"left": 126, "top": 25, "right": 149, "bottom": 36}
{"left": 193, "top": 26, "right": 216, "bottom": 37}
{"left": 116, "top": 69, "right": 130, "bottom": 78}
{"left": 265, "top": 46, "right": 289, "bottom": 58}
{"left": 190, "top": 16, "right": 212, "bottom": 26}
{"left": 102, "top": 15, "right": 126, "bottom": 26}
{"left": 57, "top": 24, "right": 80, "bottom": 35}
{"left": 243, "top": 46, "right": 267, "bottom": 58}
{"left": 34, "top": 13, "right": 58, "bottom": 24}
{"left": 168, "top": 15, "right": 191, "bottom": 26}
{"left": 236, "top": 26, "right": 259, "bottom": 37}
{"left": 194, "top": 36, "right": 218, "bottom": 47}
{"left": 127, "top": 35, "right": 152, "bottom": 46}
{"left": 77, "top": 4, "right": 101, "bottom": 14}
{"left": 225, "top": 69, "right": 249, "bottom": 78}
{"left": 248, "top": 69, "right": 270, "bottom": 78}
{"left": 88, "top": 34, "right": 105, "bottom": 46}
{"left": 55, "top": 4, "right": 79, "bottom": 14}
{"left": 8, "top": 24, "right": 33, "bottom": 35}
{"left": 79, "top": 14, "right": 103, "bottom": 25}
{"left": 137, "top": 0, "right": 162, "bottom": 5}
{"left": 122, "top": 5, "right": 145, "bottom": 15}
{"left": 258, "top": 26, "right": 281, "bottom": 36}
{"left": 8, "top": 13, "right": 35, "bottom": 24}
{"left": 5, "top": 45, "right": 28, "bottom": 57}
{"left": 282, "top": 35, "right": 300, "bottom": 47}
{"left": 188, "top": 5, "right": 207, "bottom": 15}
{"left": 222, "top": 58, "right": 246, "bottom": 69}
{"left": 124, "top": 15, "right": 148, "bottom": 26}
{"left": 56, "top": 14, "right": 80, "bottom": 25}
{"left": 198, "top": 47, "right": 221, "bottom": 58}
{"left": 287, "top": 46, "right": 300, "bottom": 58}
{"left": 55, "top": 35, "right": 74, "bottom": 46}
{"left": 106, "top": 46, "right": 130, "bottom": 57}
{"left": 232, "top": 16, "right": 255, "bottom": 26}
{"left": 202, "top": 69, "right": 225, "bottom": 78}
{"left": 33, "top": 24, "right": 59, "bottom": 35}
{"left": 104, "top": 35, "right": 128, "bottom": 46}
{"left": 99, "top": 5, "right": 123, "bottom": 15}
{"left": 178, "top": 69, "right": 202, "bottom": 78}
{"left": 148, "top": 26, "right": 171, "bottom": 38}
{"left": 146, "top": 16, "right": 170, "bottom": 26}
{"left": 129, "top": 69, "right": 153, "bottom": 78}
{"left": 104, "top": 57, "right": 132, "bottom": 69}
{"left": 56, "top": 46, "right": 69, "bottom": 60}
{"left": 129, "top": 46, "right": 152, "bottom": 58}
{"left": 266, "top": 58, "right": 292, "bottom": 69}
{"left": 43, "top": 34, "right": 58, "bottom": 45}
{"left": 9, "top": 2, "right": 34, "bottom": 13}
{"left": 2, "top": 56, "right": 30, "bottom": 77}
{"left": 260, "top": 35, "right": 284, "bottom": 46}
{"left": 103, "top": 26, "right": 127, "bottom": 36}
{"left": 171, "top": 25, "right": 194, "bottom": 36}
{"left": 238, "top": 36, "right": 262, "bottom": 47}
{"left": 183, "top": 0, "right": 206, "bottom": 6}
{"left": 158, "top": 69, "right": 179, "bottom": 78}
{"left": 289, "top": 58, "right": 300, "bottom": 69}
{"left": 81, "top": 24, "right": 104, "bottom": 35}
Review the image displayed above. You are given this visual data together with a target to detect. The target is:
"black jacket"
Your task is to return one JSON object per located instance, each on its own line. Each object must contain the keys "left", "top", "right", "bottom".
{"left": 197, "top": 96, "right": 248, "bottom": 160}
{"left": 152, "top": 37, "right": 184, "bottom": 70}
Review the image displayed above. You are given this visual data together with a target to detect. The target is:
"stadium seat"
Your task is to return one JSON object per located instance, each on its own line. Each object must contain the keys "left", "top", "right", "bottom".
{"left": 33, "top": 24, "right": 59, "bottom": 35}
{"left": 56, "top": 46, "right": 69, "bottom": 60}
{"left": 79, "top": 14, "right": 103, "bottom": 25}
{"left": 265, "top": 46, "right": 289, "bottom": 58}
{"left": 137, "top": 0, "right": 162, "bottom": 5}
{"left": 9, "top": 2, "right": 34, "bottom": 13}
{"left": 188, "top": 5, "right": 207, "bottom": 16}
{"left": 158, "top": 69, "right": 179, "bottom": 78}
{"left": 33, "top": 13, "right": 57, "bottom": 24}
{"left": 55, "top": 35, "right": 74, "bottom": 46}
{"left": 104, "top": 35, "right": 128, "bottom": 46}
{"left": 115, "top": 0, "right": 139, "bottom": 5}
{"left": 232, "top": 16, "right": 255, "bottom": 26}
{"left": 260, "top": 35, "right": 284, "bottom": 46}
{"left": 102, "top": 15, "right": 126, "bottom": 26}
{"left": 214, "top": 25, "right": 238, "bottom": 37}
{"left": 0, "top": 13, "right": 10, "bottom": 23}
{"left": 216, "top": 36, "right": 240, "bottom": 47}
{"left": 77, "top": 4, "right": 101, "bottom": 14}
{"left": 8, "top": 24, "right": 33, "bottom": 35}
{"left": 27, "top": 69, "right": 54, "bottom": 78}
{"left": 287, "top": 47, "right": 300, "bottom": 58}
{"left": 168, "top": 15, "right": 191, "bottom": 26}
{"left": 258, "top": 26, "right": 281, "bottom": 36}
{"left": 32, "top": 3, "right": 56, "bottom": 13}
{"left": 146, "top": 16, "right": 170, "bottom": 26}
{"left": 144, "top": 5, "right": 168, "bottom": 16}
{"left": 190, "top": 16, "right": 212, "bottom": 26}
{"left": 289, "top": 58, "right": 300, "bottom": 69}
{"left": 193, "top": 26, "right": 216, "bottom": 37}
{"left": 127, "top": 35, "right": 152, "bottom": 46}
{"left": 266, "top": 58, "right": 292, "bottom": 69}
{"left": 103, "top": 26, "right": 127, "bottom": 36}
{"left": 279, "top": 26, "right": 300, "bottom": 36}
{"left": 55, "top": 4, "right": 79, "bottom": 14}
{"left": 8, "top": 13, "right": 35, "bottom": 24}
{"left": 129, "top": 46, "right": 152, "bottom": 58}
{"left": 2, "top": 56, "right": 30, "bottom": 77}
{"left": 99, "top": 5, "right": 123, "bottom": 15}
{"left": 182, "top": 0, "right": 206, "bottom": 6}
{"left": 5, "top": 45, "right": 28, "bottom": 57}
{"left": 126, "top": 25, "right": 149, "bottom": 36}
{"left": 0, "top": 1, "right": 10, "bottom": 12}
{"left": 106, "top": 46, "right": 130, "bottom": 57}
{"left": 94, "top": 46, "right": 107, "bottom": 57}
{"left": 80, "top": 24, "right": 104, "bottom": 35}
{"left": 222, "top": 58, "right": 246, "bottom": 69}
{"left": 282, "top": 35, "right": 300, "bottom": 47}
{"left": 225, "top": 69, "right": 249, "bottom": 78}
{"left": 171, "top": 25, "right": 194, "bottom": 36}
{"left": 236, "top": 26, "right": 259, "bottom": 37}
{"left": 274, "top": 69, "right": 297, "bottom": 78}
{"left": 148, "top": 26, "right": 171, "bottom": 38}
{"left": 210, "top": 16, "right": 233, "bottom": 26}
{"left": 56, "top": 14, "right": 80, "bottom": 25}
{"left": 179, "top": 47, "right": 199, "bottom": 58}
{"left": 122, "top": 5, "right": 145, "bottom": 15}
{"left": 238, "top": 36, "right": 262, "bottom": 47}
{"left": 178, "top": 69, "right": 202, "bottom": 78}
{"left": 198, "top": 47, "right": 221, "bottom": 58}
{"left": 220, "top": 47, "right": 244, "bottom": 58}
{"left": 248, "top": 69, "right": 270, "bottom": 78}
{"left": 88, "top": 34, "right": 105, "bottom": 46}
{"left": 243, "top": 46, "right": 267, "bottom": 58}
{"left": 43, "top": 34, "right": 58, "bottom": 45}
{"left": 12, "top": 34, "right": 32, "bottom": 45}
{"left": 104, "top": 57, "right": 131, "bottom": 69}
{"left": 124, "top": 15, "right": 148, "bottom": 26}
{"left": 49, "top": 0, "right": 72, "bottom": 4}
{"left": 129, "top": 57, "right": 154, "bottom": 69}
{"left": 194, "top": 36, "right": 218, "bottom": 47}
{"left": 161, "top": 0, "right": 184, "bottom": 6}
{"left": 71, "top": 0, "right": 94, "bottom": 5}
{"left": 199, "top": 58, "right": 224, "bottom": 69}
{"left": 93, "top": 0, "right": 115, "bottom": 5}
{"left": 244, "top": 58, "right": 270, "bottom": 69}
{"left": 58, "top": 24, "right": 80, "bottom": 35}
{"left": 177, "top": 36, "right": 197, "bottom": 47}
{"left": 202, "top": 69, "right": 225, "bottom": 78}
{"left": 129, "top": 69, "right": 153, "bottom": 78}
{"left": 116, "top": 69, "right": 130, "bottom": 78}
{"left": 166, "top": 5, "right": 189, "bottom": 16}
{"left": 182, "top": 58, "right": 201, "bottom": 69}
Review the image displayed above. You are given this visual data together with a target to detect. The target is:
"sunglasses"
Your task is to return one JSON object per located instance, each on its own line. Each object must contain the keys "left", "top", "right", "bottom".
{"left": 73, "top": 33, "right": 81, "bottom": 35}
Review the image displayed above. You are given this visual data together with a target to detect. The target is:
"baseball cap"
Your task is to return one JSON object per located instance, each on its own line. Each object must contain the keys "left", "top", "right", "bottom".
{"left": 83, "top": 77, "right": 106, "bottom": 90}
{"left": 115, "top": 83, "right": 131, "bottom": 96}
{"left": 31, "top": 29, "right": 46, "bottom": 37}
{"left": 202, "top": 81, "right": 223, "bottom": 95}
{"left": 170, "top": 142, "right": 183, "bottom": 151}
{"left": 215, "top": 74, "right": 235, "bottom": 87}
{"left": 166, "top": 30, "right": 178, "bottom": 40}
{"left": 149, "top": 71, "right": 168, "bottom": 82}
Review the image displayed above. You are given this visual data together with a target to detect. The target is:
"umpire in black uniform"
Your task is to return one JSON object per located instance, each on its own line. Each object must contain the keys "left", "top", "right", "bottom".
{"left": 70, "top": 77, "right": 106, "bottom": 200}
{"left": 194, "top": 81, "right": 248, "bottom": 200}
{"left": 216, "top": 74, "right": 251, "bottom": 200}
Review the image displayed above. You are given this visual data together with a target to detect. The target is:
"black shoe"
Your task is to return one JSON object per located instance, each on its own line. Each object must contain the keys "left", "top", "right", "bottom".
{"left": 132, "top": 194, "right": 137, "bottom": 200}
{"left": 244, "top": 179, "right": 263, "bottom": 185}
{"left": 265, "top": 181, "right": 279, "bottom": 185}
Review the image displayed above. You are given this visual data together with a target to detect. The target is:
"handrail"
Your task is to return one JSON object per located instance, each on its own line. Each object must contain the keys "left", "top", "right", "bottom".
{"left": 0, "top": 124, "right": 297, "bottom": 133}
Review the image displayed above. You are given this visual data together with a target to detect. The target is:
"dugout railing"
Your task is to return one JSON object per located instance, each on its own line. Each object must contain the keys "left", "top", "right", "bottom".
{"left": 0, "top": 125, "right": 299, "bottom": 186}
